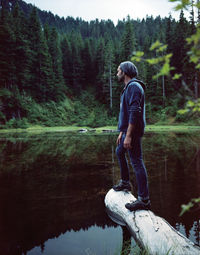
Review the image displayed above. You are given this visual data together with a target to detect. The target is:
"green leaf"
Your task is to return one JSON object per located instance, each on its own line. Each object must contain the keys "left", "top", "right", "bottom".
{"left": 192, "top": 198, "right": 200, "bottom": 203}
{"left": 196, "top": 2, "right": 200, "bottom": 8}
{"left": 179, "top": 202, "right": 193, "bottom": 217}
{"left": 150, "top": 40, "right": 162, "bottom": 51}
{"left": 133, "top": 51, "right": 144, "bottom": 57}
{"left": 177, "top": 109, "right": 189, "bottom": 114}
{"left": 172, "top": 73, "right": 182, "bottom": 80}
{"left": 186, "top": 100, "right": 195, "bottom": 107}
{"left": 196, "top": 63, "right": 200, "bottom": 69}
{"left": 146, "top": 58, "right": 161, "bottom": 65}
{"left": 156, "top": 44, "right": 167, "bottom": 53}
{"left": 131, "top": 51, "right": 144, "bottom": 62}
{"left": 172, "top": 0, "right": 190, "bottom": 10}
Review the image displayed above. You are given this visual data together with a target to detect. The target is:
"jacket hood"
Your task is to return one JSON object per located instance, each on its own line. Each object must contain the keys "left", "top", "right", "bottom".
{"left": 132, "top": 78, "right": 146, "bottom": 91}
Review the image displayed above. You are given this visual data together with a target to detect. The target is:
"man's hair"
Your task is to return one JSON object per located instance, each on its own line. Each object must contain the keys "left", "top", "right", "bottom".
{"left": 120, "top": 61, "right": 138, "bottom": 78}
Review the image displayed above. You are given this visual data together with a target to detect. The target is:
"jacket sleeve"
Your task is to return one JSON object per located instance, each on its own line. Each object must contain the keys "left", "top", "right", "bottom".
{"left": 127, "top": 83, "right": 142, "bottom": 124}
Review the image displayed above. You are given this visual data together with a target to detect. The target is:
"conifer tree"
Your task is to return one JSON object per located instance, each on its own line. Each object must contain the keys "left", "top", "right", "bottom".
{"left": 12, "top": 3, "right": 29, "bottom": 91}
{"left": 171, "top": 10, "right": 190, "bottom": 89}
{"left": 95, "top": 38, "right": 106, "bottom": 100}
{"left": 70, "top": 32, "right": 84, "bottom": 92}
{"left": 60, "top": 36, "right": 73, "bottom": 88}
{"left": 47, "top": 27, "right": 65, "bottom": 101}
{"left": 27, "top": 7, "right": 54, "bottom": 102}
{"left": 102, "top": 40, "right": 115, "bottom": 109}
{"left": 81, "top": 39, "right": 93, "bottom": 89}
{"left": 120, "top": 16, "right": 136, "bottom": 61}
{"left": 0, "top": 7, "right": 15, "bottom": 89}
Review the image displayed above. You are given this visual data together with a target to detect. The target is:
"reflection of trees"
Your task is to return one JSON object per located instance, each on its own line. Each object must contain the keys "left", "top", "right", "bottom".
{"left": 142, "top": 132, "right": 200, "bottom": 245}
{"left": 0, "top": 133, "right": 116, "bottom": 174}
{"left": 0, "top": 133, "right": 118, "bottom": 255}
{"left": 0, "top": 132, "right": 200, "bottom": 254}
{"left": 121, "top": 226, "right": 131, "bottom": 255}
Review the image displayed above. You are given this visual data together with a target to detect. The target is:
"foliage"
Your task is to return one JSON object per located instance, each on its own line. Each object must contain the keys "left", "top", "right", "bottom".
{"left": 180, "top": 198, "right": 200, "bottom": 216}
{"left": 177, "top": 99, "right": 200, "bottom": 118}
{"left": 2, "top": 90, "right": 116, "bottom": 128}
{"left": 167, "top": 0, "right": 200, "bottom": 215}
{"left": 0, "top": 0, "right": 199, "bottom": 128}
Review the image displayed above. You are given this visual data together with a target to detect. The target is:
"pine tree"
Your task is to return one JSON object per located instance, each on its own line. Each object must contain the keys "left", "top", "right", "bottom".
{"left": 12, "top": 3, "right": 30, "bottom": 91}
{"left": 0, "top": 6, "right": 15, "bottom": 89}
{"left": 166, "top": 15, "right": 174, "bottom": 53}
{"left": 102, "top": 40, "right": 115, "bottom": 109}
{"left": 190, "top": 0, "right": 196, "bottom": 34}
{"left": 81, "top": 39, "right": 93, "bottom": 89}
{"left": 171, "top": 10, "right": 190, "bottom": 89}
{"left": 95, "top": 38, "right": 106, "bottom": 100}
{"left": 60, "top": 36, "right": 73, "bottom": 88}
{"left": 47, "top": 27, "right": 65, "bottom": 101}
{"left": 70, "top": 32, "right": 84, "bottom": 92}
{"left": 27, "top": 7, "right": 54, "bottom": 102}
{"left": 120, "top": 16, "right": 136, "bottom": 61}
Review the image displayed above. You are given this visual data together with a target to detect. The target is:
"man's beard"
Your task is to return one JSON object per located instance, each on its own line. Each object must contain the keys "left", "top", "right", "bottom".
{"left": 118, "top": 73, "right": 125, "bottom": 83}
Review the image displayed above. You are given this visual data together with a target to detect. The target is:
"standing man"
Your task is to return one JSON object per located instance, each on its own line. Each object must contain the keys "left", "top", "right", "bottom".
{"left": 113, "top": 61, "right": 150, "bottom": 211}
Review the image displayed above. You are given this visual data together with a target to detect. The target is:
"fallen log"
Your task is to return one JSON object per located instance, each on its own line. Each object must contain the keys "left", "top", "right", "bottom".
{"left": 105, "top": 189, "right": 200, "bottom": 255}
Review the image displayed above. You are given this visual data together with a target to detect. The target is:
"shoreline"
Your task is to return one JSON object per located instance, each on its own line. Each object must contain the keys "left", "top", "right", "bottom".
{"left": 0, "top": 125, "right": 200, "bottom": 134}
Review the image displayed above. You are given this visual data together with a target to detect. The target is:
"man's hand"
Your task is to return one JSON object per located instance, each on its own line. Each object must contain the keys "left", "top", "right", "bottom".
{"left": 123, "top": 135, "right": 132, "bottom": 149}
{"left": 117, "top": 132, "right": 123, "bottom": 145}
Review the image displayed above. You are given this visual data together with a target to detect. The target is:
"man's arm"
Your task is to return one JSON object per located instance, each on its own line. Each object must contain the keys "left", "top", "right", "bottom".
{"left": 123, "top": 123, "right": 135, "bottom": 149}
{"left": 117, "top": 131, "right": 123, "bottom": 145}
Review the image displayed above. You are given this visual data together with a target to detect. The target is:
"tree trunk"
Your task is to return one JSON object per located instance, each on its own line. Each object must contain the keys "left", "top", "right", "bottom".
{"left": 109, "top": 62, "right": 112, "bottom": 110}
{"left": 105, "top": 189, "right": 200, "bottom": 255}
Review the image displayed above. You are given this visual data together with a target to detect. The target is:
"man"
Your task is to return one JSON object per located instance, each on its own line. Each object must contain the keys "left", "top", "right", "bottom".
{"left": 113, "top": 61, "right": 150, "bottom": 211}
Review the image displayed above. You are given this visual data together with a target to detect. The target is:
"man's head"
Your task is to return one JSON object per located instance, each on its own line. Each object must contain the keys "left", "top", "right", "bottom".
{"left": 117, "top": 61, "right": 138, "bottom": 82}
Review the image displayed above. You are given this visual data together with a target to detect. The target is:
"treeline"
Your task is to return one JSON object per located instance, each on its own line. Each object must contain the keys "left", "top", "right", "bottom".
{"left": 0, "top": 0, "right": 199, "bottom": 128}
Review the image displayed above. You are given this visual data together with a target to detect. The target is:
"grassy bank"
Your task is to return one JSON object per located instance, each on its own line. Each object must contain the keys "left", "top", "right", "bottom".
{"left": 0, "top": 124, "right": 199, "bottom": 134}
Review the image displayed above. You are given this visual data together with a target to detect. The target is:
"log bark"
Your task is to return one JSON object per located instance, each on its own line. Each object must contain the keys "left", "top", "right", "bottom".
{"left": 105, "top": 189, "right": 200, "bottom": 255}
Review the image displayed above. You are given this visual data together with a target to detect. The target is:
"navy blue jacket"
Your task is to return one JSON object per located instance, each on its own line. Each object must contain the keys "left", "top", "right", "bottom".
{"left": 118, "top": 78, "right": 146, "bottom": 137}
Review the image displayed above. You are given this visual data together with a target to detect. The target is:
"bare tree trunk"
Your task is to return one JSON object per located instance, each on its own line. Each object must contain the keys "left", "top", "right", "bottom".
{"left": 109, "top": 62, "right": 112, "bottom": 110}
{"left": 105, "top": 189, "right": 200, "bottom": 255}
{"left": 162, "top": 75, "right": 165, "bottom": 107}
{"left": 194, "top": 74, "right": 198, "bottom": 99}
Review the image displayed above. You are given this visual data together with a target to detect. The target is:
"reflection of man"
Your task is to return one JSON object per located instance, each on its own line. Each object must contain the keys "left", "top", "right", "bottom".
{"left": 113, "top": 61, "right": 150, "bottom": 211}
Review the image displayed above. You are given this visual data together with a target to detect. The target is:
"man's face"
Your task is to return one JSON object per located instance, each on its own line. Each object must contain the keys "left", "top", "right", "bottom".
{"left": 117, "top": 66, "right": 125, "bottom": 82}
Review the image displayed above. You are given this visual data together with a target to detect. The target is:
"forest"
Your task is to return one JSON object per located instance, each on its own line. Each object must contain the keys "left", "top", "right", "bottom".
{"left": 0, "top": 0, "right": 199, "bottom": 128}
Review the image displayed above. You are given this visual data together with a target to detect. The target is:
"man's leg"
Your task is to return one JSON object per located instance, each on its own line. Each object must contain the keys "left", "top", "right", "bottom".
{"left": 113, "top": 133, "right": 131, "bottom": 191}
{"left": 125, "top": 136, "right": 150, "bottom": 210}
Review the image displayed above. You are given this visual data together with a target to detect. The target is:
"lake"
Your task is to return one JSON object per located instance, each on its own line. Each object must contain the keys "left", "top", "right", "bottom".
{"left": 0, "top": 131, "right": 199, "bottom": 255}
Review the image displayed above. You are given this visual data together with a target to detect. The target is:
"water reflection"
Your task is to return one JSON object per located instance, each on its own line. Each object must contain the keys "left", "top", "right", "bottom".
{"left": 0, "top": 132, "right": 199, "bottom": 254}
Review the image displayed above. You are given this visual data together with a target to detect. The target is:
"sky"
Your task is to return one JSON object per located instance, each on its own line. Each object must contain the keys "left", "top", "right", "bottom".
{"left": 23, "top": 0, "right": 182, "bottom": 24}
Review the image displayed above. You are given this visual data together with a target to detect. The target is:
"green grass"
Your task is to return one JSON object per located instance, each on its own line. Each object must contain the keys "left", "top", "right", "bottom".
{"left": 0, "top": 124, "right": 200, "bottom": 134}
{"left": 145, "top": 125, "right": 200, "bottom": 132}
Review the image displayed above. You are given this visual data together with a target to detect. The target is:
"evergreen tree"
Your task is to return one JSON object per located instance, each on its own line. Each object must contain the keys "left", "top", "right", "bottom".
{"left": 95, "top": 38, "right": 106, "bottom": 100}
{"left": 81, "top": 39, "right": 93, "bottom": 89}
{"left": 60, "top": 36, "right": 73, "bottom": 88}
{"left": 47, "top": 27, "right": 65, "bottom": 101}
{"left": 102, "top": 40, "right": 115, "bottom": 109}
{"left": 166, "top": 15, "right": 173, "bottom": 53}
{"left": 0, "top": 6, "right": 15, "bottom": 89}
{"left": 70, "top": 32, "right": 84, "bottom": 92}
{"left": 12, "top": 3, "right": 30, "bottom": 91}
{"left": 27, "top": 7, "right": 54, "bottom": 102}
{"left": 171, "top": 10, "right": 190, "bottom": 90}
{"left": 120, "top": 16, "right": 136, "bottom": 61}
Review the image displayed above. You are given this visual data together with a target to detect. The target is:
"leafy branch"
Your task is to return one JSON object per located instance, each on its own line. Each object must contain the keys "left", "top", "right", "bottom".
{"left": 180, "top": 198, "right": 200, "bottom": 216}
{"left": 132, "top": 40, "right": 179, "bottom": 80}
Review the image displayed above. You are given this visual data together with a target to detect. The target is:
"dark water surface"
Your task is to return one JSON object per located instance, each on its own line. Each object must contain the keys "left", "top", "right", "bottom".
{"left": 0, "top": 131, "right": 200, "bottom": 255}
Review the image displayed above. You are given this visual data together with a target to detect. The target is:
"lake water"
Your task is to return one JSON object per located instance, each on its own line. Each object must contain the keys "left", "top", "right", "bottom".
{"left": 0, "top": 131, "right": 199, "bottom": 255}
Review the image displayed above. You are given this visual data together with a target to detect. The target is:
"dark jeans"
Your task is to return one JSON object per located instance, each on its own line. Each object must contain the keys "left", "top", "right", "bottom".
{"left": 116, "top": 132, "right": 149, "bottom": 200}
